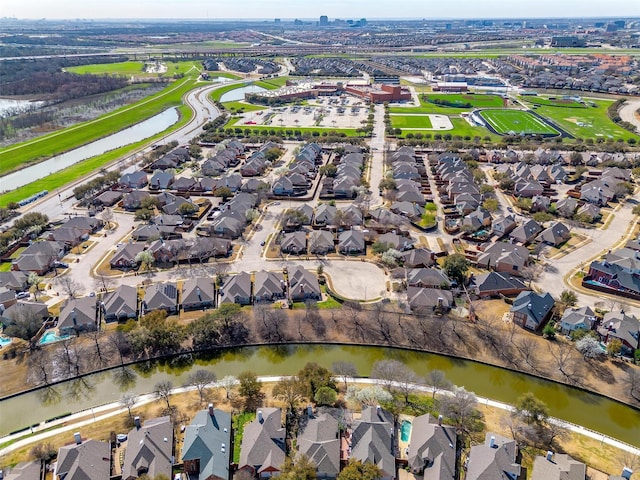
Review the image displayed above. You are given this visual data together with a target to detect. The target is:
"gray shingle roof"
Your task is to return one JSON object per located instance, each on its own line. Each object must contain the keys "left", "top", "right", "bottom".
{"left": 56, "top": 439, "right": 110, "bottom": 480}
{"left": 122, "top": 416, "right": 173, "bottom": 480}
{"left": 181, "top": 408, "right": 232, "bottom": 480}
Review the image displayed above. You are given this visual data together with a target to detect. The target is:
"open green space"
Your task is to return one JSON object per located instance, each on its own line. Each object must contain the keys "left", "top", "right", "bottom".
{"left": 390, "top": 93, "right": 505, "bottom": 114}
{"left": 390, "top": 115, "right": 433, "bottom": 129}
{"left": 254, "top": 76, "right": 291, "bottom": 89}
{"left": 0, "top": 263, "right": 12, "bottom": 272}
{"left": 0, "top": 104, "right": 193, "bottom": 207}
{"left": 0, "top": 75, "right": 200, "bottom": 177}
{"left": 522, "top": 96, "right": 586, "bottom": 108}
{"left": 67, "top": 60, "right": 203, "bottom": 78}
{"left": 532, "top": 99, "right": 639, "bottom": 141}
{"left": 479, "top": 109, "right": 559, "bottom": 136}
{"left": 398, "top": 117, "right": 500, "bottom": 141}
{"left": 66, "top": 61, "right": 147, "bottom": 76}
{"left": 223, "top": 101, "right": 268, "bottom": 113}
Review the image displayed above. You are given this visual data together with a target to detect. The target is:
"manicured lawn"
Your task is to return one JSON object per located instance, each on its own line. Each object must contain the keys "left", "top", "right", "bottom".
{"left": 223, "top": 101, "right": 267, "bottom": 113}
{"left": 479, "top": 109, "right": 559, "bottom": 136}
{"left": 233, "top": 411, "right": 255, "bottom": 463}
{"left": 0, "top": 263, "right": 11, "bottom": 272}
{"left": 533, "top": 99, "right": 639, "bottom": 141}
{"left": 0, "top": 104, "right": 193, "bottom": 207}
{"left": 0, "top": 75, "right": 200, "bottom": 176}
{"left": 391, "top": 115, "right": 433, "bottom": 129}
{"left": 390, "top": 93, "right": 505, "bottom": 114}
{"left": 66, "top": 61, "right": 146, "bottom": 76}
{"left": 254, "top": 77, "right": 291, "bottom": 89}
{"left": 522, "top": 96, "right": 586, "bottom": 108}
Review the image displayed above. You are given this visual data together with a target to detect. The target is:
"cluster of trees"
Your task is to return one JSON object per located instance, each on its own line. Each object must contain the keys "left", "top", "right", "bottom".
{"left": 72, "top": 170, "right": 121, "bottom": 201}
{"left": 0, "top": 211, "right": 49, "bottom": 255}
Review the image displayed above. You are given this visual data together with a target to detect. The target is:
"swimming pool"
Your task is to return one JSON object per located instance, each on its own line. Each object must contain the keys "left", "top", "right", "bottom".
{"left": 0, "top": 336, "right": 12, "bottom": 347}
{"left": 400, "top": 420, "right": 412, "bottom": 442}
{"left": 39, "top": 330, "right": 71, "bottom": 345}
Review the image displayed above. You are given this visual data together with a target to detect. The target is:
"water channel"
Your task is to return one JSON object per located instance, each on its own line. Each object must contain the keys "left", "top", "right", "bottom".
{"left": 219, "top": 85, "right": 267, "bottom": 102}
{"left": 1, "top": 344, "right": 639, "bottom": 446}
{"left": 0, "top": 108, "right": 180, "bottom": 192}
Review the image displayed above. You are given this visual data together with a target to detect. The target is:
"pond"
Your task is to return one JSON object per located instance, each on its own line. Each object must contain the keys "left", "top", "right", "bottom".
{"left": 0, "top": 98, "right": 44, "bottom": 118}
{"left": 219, "top": 85, "right": 267, "bottom": 103}
{"left": 0, "top": 344, "right": 638, "bottom": 447}
{"left": 0, "top": 108, "right": 179, "bottom": 192}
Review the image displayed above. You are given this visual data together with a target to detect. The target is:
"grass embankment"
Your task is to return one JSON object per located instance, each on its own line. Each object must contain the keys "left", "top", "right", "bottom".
{"left": 390, "top": 115, "right": 434, "bottom": 129}
{"left": 0, "top": 75, "right": 200, "bottom": 177}
{"left": 66, "top": 60, "right": 204, "bottom": 78}
{"left": 529, "top": 98, "right": 640, "bottom": 141}
{"left": 0, "top": 104, "right": 193, "bottom": 207}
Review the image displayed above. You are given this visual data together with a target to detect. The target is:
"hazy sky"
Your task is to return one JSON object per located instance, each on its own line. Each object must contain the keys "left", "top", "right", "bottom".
{"left": 1, "top": 0, "right": 638, "bottom": 20}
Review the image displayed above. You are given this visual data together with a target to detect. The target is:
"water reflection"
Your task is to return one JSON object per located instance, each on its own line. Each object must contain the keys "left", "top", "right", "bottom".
{"left": 112, "top": 366, "right": 137, "bottom": 391}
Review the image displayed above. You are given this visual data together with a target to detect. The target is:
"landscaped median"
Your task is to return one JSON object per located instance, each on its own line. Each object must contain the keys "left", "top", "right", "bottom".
{"left": 0, "top": 75, "right": 200, "bottom": 177}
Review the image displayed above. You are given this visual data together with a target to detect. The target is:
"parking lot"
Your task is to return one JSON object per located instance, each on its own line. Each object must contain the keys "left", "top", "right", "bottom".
{"left": 237, "top": 95, "right": 370, "bottom": 129}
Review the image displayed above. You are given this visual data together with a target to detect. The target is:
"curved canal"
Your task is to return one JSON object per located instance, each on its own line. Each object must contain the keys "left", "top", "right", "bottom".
{"left": 1, "top": 344, "right": 639, "bottom": 446}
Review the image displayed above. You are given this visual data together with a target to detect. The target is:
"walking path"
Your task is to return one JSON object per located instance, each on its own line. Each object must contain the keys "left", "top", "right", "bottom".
{"left": 1, "top": 376, "right": 637, "bottom": 458}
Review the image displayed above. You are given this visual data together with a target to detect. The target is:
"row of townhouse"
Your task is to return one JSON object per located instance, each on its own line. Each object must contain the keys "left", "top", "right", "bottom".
{"left": 272, "top": 142, "right": 323, "bottom": 196}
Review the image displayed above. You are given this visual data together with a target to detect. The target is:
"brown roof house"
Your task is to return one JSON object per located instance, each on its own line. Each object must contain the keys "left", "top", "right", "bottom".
{"left": 466, "top": 433, "right": 520, "bottom": 480}
{"left": 122, "top": 416, "right": 173, "bottom": 480}
{"left": 57, "top": 297, "right": 97, "bottom": 337}
{"left": 407, "top": 414, "right": 457, "bottom": 480}
{"left": 297, "top": 412, "right": 340, "bottom": 479}
{"left": 238, "top": 408, "right": 286, "bottom": 478}
{"left": 55, "top": 435, "right": 110, "bottom": 480}
{"left": 531, "top": 453, "right": 585, "bottom": 480}
{"left": 510, "top": 291, "right": 554, "bottom": 331}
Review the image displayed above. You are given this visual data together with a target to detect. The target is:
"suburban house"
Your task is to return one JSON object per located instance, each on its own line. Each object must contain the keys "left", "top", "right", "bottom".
{"left": 338, "top": 230, "right": 365, "bottom": 255}
{"left": 407, "top": 268, "right": 451, "bottom": 289}
{"left": 182, "top": 405, "right": 232, "bottom": 480}
{"left": 476, "top": 242, "right": 529, "bottom": 275}
{"left": 122, "top": 190, "right": 151, "bottom": 211}
{"left": 576, "top": 203, "right": 601, "bottom": 222}
{"left": 288, "top": 266, "right": 321, "bottom": 302}
{"left": 309, "top": 230, "right": 335, "bottom": 255}
{"left": 94, "top": 190, "right": 123, "bottom": 207}
{"left": 297, "top": 412, "right": 341, "bottom": 479}
{"left": 597, "top": 311, "right": 640, "bottom": 356}
{"left": 407, "top": 414, "right": 457, "bottom": 480}
{"left": 509, "top": 219, "right": 543, "bottom": 245}
{"left": 49, "top": 227, "right": 86, "bottom": 247}
{"left": 407, "top": 287, "right": 453, "bottom": 313}
{"left": 349, "top": 406, "right": 396, "bottom": 480}
{"left": 3, "top": 461, "right": 41, "bottom": 480}
{"left": 281, "top": 231, "right": 307, "bottom": 255}
{"left": 182, "top": 277, "right": 215, "bottom": 311}
{"left": 55, "top": 436, "right": 110, "bottom": 480}
{"left": 110, "top": 243, "right": 145, "bottom": 270}
{"left": 400, "top": 248, "right": 435, "bottom": 268}
{"left": 0, "top": 271, "right": 28, "bottom": 292}
{"left": 314, "top": 204, "right": 338, "bottom": 227}
{"left": 238, "top": 408, "right": 286, "bottom": 478}
{"left": 102, "top": 285, "right": 138, "bottom": 322}
{"left": 510, "top": 291, "right": 555, "bottom": 331}
{"left": 531, "top": 453, "right": 585, "bottom": 480}
{"left": 119, "top": 171, "right": 148, "bottom": 189}
{"left": 12, "top": 241, "right": 65, "bottom": 275}
{"left": 149, "top": 170, "right": 175, "bottom": 190}
{"left": 472, "top": 272, "right": 528, "bottom": 298}
{"left": 272, "top": 176, "right": 295, "bottom": 196}
{"left": 142, "top": 283, "right": 178, "bottom": 314}
{"left": 587, "top": 260, "right": 640, "bottom": 298}
{"left": 57, "top": 297, "right": 97, "bottom": 337}
{"left": 122, "top": 416, "right": 173, "bottom": 480}
{"left": 559, "top": 306, "right": 597, "bottom": 334}
{"left": 377, "top": 232, "right": 414, "bottom": 251}
{"left": 220, "top": 272, "right": 252, "bottom": 305}
{"left": 492, "top": 215, "right": 517, "bottom": 237}
{"left": 1, "top": 301, "right": 49, "bottom": 324}
{"left": 556, "top": 197, "right": 578, "bottom": 217}
{"left": 466, "top": 433, "right": 521, "bottom": 480}
{"left": 537, "top": 222, "right": 570, "bottom": 246}
{"left": 254, "top": 270, "right": 286, "bottom": 303}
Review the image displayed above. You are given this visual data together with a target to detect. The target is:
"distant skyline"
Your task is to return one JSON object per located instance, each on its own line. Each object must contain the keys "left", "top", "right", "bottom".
{"left": 1, "top": 0, "right": 639, "bottom": 21}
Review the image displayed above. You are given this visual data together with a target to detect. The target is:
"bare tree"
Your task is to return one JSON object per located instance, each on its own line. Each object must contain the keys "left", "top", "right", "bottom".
{"left": 100, "top": 207, "right": 114, "bottom": 230}
{"left": 87, "top": 329, "right": 109, "bottom": 368}
{"left": 332, "top": 361, "right": 358, "bottom": 390}
{"left": 28, "top": 349, "right": 52, "bottom": 386}
{"left": 153, "top": 380, "right": 174, "bottom": 408}
{"left": 108, "top": 331, "right": 132, "bottom": 365}
{"left": 548, "top": 342, "right": 581, "bottom": 385}
{"left": 120, "top": 392, "right": 137, "bottom": 422}
{"left": 185, "top": 369, "right": 217, "bottom": 403}
{"left": 439, "top": 386, "right": 483, "bottom": 437}
{"left": 55, "top": 276, "right": 84, "bottom": 298}
{"left": 219, "top": 375, "right": 238, "bottom": 400}
{"left": 424, "top": 370, "right": 452, "bottom": 399}
{"left": 622, "top": 368, "right": 640, "bottom": 402}
{"left": 112, "top": 366, "right": 137, "bottom": 390}
{"left": 517, "top": 337, "right": 540, "bottom": 372}
{"left": 94, "top": 273, "right": 114, "bottom": 293}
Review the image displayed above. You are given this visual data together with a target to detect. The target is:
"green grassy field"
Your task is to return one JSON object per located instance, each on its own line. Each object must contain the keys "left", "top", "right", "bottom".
{"left": 522, "top": 96, "right": 586, "bottom": 108}
{"left": 66, "top": 61, "right": 146, "bottom": 76}
{"left": 390, "top": 93, "right": 505, "bottom": 114}
{"left": 479, "top": 109, "right": 559, "bottom": 136}
{"left": 254, "top": 77, "right": 291, "bottom": 89}
{"left": 390, "top": 115, "right": 434, "bottom": 129}
{"left": 223, "top": 101, "right": 267, "bottom": 112}
{"left": 532, "top": 99, "right": 639, "bottom": 141}
{"left": 0, "top": 75, "right": 200, "bottom": 176}
{"left": 0, "top": 104, "right": 193, "bottom": 207}
{"left": 67, "top": 60, "right": 203, "bottom": 78}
